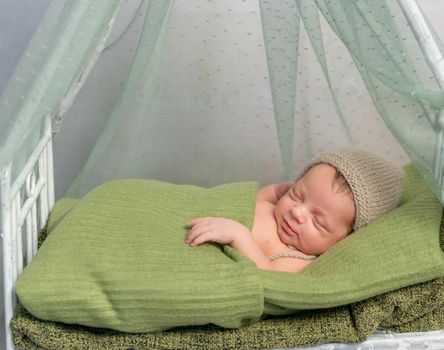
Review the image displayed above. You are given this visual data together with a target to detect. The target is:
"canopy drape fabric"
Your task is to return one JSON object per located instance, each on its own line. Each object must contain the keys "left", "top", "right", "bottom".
{"left": 260, "top": 0, "right": 444, "bottom": 199}
{"left": 0, "top": 0, "right": 120, "bottom": 179}
{"left": 1, "top": 0, "right": 444, "bottom": 203}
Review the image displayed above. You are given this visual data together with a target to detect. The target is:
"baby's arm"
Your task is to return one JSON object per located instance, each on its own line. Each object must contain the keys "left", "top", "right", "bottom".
{"left": 186, "top": 217, "right": 274, "bottom": 270}
{"left": 186, "top": 217, "right": 311, "bottom": 272}
{"left": 256, "top": 181, "right": 294, "bottom": 204}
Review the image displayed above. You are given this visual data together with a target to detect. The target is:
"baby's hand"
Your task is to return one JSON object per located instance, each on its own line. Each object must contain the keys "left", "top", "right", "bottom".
{"left": 186, "top": 217, "right": 249, "bottom": 247}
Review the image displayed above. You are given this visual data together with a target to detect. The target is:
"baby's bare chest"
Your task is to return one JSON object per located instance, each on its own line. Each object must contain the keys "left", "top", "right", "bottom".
{"left": 251, "top": 200, "right": 287, "bottom": 256}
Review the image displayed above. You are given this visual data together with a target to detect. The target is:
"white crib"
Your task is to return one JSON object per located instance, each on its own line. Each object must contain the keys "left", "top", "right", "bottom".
{"left": 2, "top": 0, "right": 444, "bottom": 348}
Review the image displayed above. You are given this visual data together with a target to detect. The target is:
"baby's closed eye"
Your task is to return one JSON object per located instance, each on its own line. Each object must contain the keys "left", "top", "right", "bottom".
{"left": 314, "top": 217, "right": 331, "bottom": 232}
{"left": 289, "top": 189, "right": 299, "bottom": 199}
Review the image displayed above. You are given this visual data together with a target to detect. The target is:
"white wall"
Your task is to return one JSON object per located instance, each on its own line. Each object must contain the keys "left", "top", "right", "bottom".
{"left": 0, "top": 0, "right": 52, "bottom": 95}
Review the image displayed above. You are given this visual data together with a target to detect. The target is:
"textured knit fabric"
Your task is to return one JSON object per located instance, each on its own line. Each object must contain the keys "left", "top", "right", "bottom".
{"left": 301, "top": 150, "right": 404, "bottom": 230}
{"left": 10, "top": 213, "right": 444, "bottom": 350}
{"left": 16, "top": 180, "right": 263, "bottom": 332}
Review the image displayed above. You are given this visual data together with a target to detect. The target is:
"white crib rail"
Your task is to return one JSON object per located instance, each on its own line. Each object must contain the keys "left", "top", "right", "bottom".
{"left": 1, "top": 117, "right": 54, "bottom": 350}
{"left": 397, "top": 0, "right": 444, "bottom": 200}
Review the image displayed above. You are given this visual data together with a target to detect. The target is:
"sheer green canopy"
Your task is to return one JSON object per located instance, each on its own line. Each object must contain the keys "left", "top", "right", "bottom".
{"left": 1, "top": 0, "right": 444, "bottom": 203}
{"left": 0, "top": 1, "right": 120, "bottom": 180}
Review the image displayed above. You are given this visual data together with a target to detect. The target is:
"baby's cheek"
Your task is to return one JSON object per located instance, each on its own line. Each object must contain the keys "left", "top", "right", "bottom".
{"left": 273, "top": 204, "right": 283, "bottom": 221}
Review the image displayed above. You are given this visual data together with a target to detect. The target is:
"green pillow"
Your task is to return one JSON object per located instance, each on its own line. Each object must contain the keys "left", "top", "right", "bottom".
{"left": 16, "top": 164, "right": 444, "bottom": 332}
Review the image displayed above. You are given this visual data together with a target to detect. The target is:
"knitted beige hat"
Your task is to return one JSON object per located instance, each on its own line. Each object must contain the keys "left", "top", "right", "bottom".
{"left": 300, "top": 150, "right": 404, "bottom": 231}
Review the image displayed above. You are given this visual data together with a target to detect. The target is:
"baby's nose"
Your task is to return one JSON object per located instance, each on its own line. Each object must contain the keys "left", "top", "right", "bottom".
{"left": 290, "top": 205, "right": 307, "bottom": 224}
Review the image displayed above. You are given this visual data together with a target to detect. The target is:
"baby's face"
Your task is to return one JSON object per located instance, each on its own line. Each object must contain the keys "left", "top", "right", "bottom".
{"left": 274, "top": 164, "right": 355, "bottom": 256}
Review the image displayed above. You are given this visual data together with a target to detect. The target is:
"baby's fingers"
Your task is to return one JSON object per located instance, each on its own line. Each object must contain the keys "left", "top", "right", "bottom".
{"left": 186, "top": 224, "right": 212, "bottom": 246}
{"left": 187, "top": 231, "right": 215, "bottom": 247}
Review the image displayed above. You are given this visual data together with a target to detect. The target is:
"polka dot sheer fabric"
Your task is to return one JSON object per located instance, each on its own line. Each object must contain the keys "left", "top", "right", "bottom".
{"left": 1, "top": 0, "right": 443, "bottom": 202}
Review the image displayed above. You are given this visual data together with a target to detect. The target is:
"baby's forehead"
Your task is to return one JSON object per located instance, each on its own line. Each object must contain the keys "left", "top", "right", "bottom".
{"left": 294, "top": 166, "right": 356, "bottom": 217}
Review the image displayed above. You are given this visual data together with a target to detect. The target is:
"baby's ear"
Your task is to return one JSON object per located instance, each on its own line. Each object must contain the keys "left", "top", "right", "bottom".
{"left": 348, "top": 220, "right": 356, "bottom": 235}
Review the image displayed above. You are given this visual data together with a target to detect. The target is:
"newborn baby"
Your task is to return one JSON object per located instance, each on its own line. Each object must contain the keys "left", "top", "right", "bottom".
{"left": 186, "top": 150, "right": 403, "bottom": 273}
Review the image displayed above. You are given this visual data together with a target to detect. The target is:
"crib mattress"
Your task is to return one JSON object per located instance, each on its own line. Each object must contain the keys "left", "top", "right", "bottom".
{"left": 287, "top": 329, "right": 444, "bottom": 350}
{"left": 11, "top": 326, "right": 444, "bottom": 350}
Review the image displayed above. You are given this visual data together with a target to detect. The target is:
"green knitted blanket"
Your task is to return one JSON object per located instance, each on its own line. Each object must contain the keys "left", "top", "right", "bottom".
{"left": 11, "top": 217, "right": 444, "bottom": 349}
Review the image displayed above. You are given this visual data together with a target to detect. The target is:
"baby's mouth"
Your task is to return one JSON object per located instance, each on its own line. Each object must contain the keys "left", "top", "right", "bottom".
{"left": 282, "top": 218, "right": 298, "bottom": 237}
